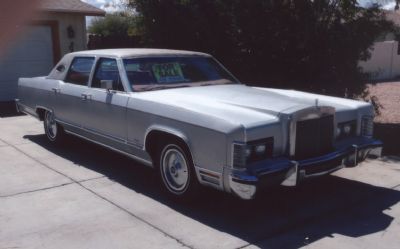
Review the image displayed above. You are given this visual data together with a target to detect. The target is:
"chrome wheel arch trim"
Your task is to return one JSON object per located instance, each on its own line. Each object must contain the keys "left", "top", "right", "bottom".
{"left": 35, "top": 105, "right": 54, "bottom": 120}
{"left": 143, "top": 125, "right": 191, "bottom": 151}
{"left": 144, "top": 125, "right": 214, "bottom": 187}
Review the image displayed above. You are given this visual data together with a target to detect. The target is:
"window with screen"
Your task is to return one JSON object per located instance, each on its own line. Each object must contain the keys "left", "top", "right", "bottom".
{"left": 92, "top": 58, "right": 124, "bottom": 91}
{"left": 65, "top": 57, "right": 95, "bottom": 86}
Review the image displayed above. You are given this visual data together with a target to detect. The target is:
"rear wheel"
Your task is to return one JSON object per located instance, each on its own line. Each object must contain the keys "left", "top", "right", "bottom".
{"left": 157, "top": 140, "right": 200, "bottom": 199}
{"left": 44, "top": 110, "right": 64, "bottom": 143}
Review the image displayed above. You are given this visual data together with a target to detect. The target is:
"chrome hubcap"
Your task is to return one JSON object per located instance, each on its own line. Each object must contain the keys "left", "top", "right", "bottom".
{"left": 45, "top": 112, "right": 57, "bottom": 139}
{"left": 161, "top": 147, "right": 189, "bottom": 192}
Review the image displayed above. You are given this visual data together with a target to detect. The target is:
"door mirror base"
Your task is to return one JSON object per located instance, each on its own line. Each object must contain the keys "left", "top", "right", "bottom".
{"left": 100, "top": 80, "right": 114, "bottom": 91}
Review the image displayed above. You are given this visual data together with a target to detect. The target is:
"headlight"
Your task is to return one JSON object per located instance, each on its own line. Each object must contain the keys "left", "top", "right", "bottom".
{"left": 255, "top": 144, "right": 266, "bottom": 155}
{"left": 336, "top": 127, "right": 342, "bottom": 137}
{"left": 337, "top": 120, "right": 356, "bottom": 139}
{"left": 343, "top": 124, "right": 352, "bottom": 135}
{"left": 233, "top": 137, "right": 274, "bottom": 168}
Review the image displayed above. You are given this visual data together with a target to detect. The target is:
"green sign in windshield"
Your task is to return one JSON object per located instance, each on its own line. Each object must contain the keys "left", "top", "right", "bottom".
{"left": 152, "top": 63, "right": 184, "bottom": 83}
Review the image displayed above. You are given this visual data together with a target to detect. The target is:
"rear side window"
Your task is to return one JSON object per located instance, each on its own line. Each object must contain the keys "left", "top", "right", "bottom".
{"left": 65, "top": 57, "right": 95, "bottom": 85}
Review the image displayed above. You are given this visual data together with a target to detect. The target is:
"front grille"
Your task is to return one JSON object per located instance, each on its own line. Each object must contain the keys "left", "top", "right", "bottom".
{"left": 295, "top": 115, "right": 334, "bottom": 160}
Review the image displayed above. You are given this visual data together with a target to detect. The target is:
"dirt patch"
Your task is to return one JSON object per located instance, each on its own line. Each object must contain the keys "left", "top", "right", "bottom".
{"left": 368, "top": 82, "right": 400, "bottom": 123}
{"left": 368, "top": 82, "right": 400, "bottom": 155}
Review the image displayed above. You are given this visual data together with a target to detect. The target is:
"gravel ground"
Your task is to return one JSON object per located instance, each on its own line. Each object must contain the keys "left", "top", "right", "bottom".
{"left": 366, "top": 81, "right": 400, "bottom": 156}
{"left": 368, "top": 81, "right": 400, "bottom": 123}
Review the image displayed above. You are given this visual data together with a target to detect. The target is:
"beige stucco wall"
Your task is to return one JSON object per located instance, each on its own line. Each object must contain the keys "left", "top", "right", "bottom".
{"left": 359, "top": 40, "right": 400, "bottom": 80}
{"left": 35, "top": 12, "right": 87, "bottom": 56}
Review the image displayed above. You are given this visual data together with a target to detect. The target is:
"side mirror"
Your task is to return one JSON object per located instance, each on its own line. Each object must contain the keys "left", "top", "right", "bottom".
{"left": 100, "top": 80, "right": 114, "bottom": 91}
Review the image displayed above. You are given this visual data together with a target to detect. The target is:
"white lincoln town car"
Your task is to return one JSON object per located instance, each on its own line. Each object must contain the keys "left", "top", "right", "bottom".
{"left": 16, "top": 49, "right": 383, "bottom": 200}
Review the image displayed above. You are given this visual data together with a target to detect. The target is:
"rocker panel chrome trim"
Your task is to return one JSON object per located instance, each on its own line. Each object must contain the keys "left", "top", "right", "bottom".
{"left": 64, "top": 129, "right": 152, "bottom": 167}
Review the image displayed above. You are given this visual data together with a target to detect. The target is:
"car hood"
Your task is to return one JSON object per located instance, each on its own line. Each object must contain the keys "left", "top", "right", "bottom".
{"left": 132, "top": 84, "right": 370, "bottom": 129}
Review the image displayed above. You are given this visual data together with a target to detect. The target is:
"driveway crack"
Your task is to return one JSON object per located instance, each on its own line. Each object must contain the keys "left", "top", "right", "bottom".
{"left": 80, "top": 184, "right": 194, "bottom": 249}
{"left": 391, "top": 183, "right": 400, "bottom": 190}
{"left": 0, "top": 182, "right": 74, "bottom": 198}
{"left": 0, "top": 137, "right": 193, "bottom": 249}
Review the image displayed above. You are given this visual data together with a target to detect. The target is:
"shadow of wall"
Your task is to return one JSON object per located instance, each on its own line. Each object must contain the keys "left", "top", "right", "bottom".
{"left": 374, "top": 122, "right": 400, "bottom": 156}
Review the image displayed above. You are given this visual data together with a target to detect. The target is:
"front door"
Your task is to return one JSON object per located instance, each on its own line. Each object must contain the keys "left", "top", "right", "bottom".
{"left": 84, "top": 57, "right": 129, "bottom": 150}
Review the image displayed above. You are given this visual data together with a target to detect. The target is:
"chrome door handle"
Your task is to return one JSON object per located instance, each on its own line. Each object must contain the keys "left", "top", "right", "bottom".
{"left": 51, "top": 87, "right": 60, "bottom": 93}
{"left": 81, "top": 93, "right": 92, "bottom": 100}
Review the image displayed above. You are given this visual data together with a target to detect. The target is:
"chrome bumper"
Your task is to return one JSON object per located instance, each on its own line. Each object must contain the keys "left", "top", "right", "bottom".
{"left": 229, "top": 138, "right": 383, "bottom": 200}
{"left": 15, "top": 99, "right": 20, "bottom": 113}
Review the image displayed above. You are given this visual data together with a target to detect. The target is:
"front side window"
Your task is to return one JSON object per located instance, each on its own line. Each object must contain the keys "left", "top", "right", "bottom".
{"left": 65, "top": 57, "right": 94, "bottom": 85}
{"left": 92, "top": 58, "right": 124, "bottom": 91}
{"left": 123, "top": 56, "right": 238, "bottom": 91}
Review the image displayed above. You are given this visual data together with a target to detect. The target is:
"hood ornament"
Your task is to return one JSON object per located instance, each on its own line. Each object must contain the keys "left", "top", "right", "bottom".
{"left": 315, "top": 98, "right": 319, "bottom": 108}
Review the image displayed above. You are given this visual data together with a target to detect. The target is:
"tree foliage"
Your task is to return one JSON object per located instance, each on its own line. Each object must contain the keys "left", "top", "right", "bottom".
{"left": 88, "top": 12, "right": 138, "bottom": 37}
{"left": 126, "top": 0, "right": 395, "bottom": 97}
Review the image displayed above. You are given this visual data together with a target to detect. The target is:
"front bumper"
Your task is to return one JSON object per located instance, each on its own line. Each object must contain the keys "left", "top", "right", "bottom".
{"left": 229, "top": 137, "right": 383, "bottom": 200}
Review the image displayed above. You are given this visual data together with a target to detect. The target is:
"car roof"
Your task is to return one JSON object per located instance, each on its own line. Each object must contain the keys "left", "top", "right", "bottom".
{"left": 70, "top": 48, "right": 211, "bottom": 58}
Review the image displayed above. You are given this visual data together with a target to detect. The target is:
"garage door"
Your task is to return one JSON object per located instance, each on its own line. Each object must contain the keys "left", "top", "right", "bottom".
{"left": 0, "top": 25, "right": 54, "bottom": 101}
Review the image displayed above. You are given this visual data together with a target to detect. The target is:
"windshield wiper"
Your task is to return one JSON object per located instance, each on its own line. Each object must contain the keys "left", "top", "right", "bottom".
{"left": 139, "top": 84, "right": 192, "bottom": 92}
{"left": 199, "top": 81, "right": 236, "bottom": 87}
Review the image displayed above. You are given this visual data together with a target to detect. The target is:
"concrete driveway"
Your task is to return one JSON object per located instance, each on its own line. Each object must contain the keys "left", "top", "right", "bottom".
{"left": 1, "top": 115, "right": 400, "bottom": 249}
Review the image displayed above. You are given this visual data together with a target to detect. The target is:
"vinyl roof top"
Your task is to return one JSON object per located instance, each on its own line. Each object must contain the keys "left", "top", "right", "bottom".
{"left": 70, "top": 48, "right": 211, "bottom": 58}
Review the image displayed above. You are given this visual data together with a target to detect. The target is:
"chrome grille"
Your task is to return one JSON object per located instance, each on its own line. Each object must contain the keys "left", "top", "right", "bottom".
{"left": 295, "top": 115, "right": 334, "bottom": 160}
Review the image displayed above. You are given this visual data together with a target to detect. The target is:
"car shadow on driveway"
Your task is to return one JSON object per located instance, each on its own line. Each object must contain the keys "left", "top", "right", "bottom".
{"left": 24, "top": 134, "right": 400, "bottom": 248}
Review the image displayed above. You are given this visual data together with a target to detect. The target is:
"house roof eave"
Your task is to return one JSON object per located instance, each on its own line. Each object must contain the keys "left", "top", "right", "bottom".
{"left": 40, "top": 9, "right": 106, "bottom": 17}
{"left": 39, "top": 0, "right": 106, "bottom": 17}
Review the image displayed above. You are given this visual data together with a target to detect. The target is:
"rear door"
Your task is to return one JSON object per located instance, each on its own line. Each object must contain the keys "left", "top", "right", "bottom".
{"left": 84, "top": 57, "right": 130, "bottom": 149}
{"left": 56, "top": 57, "right": 95, "bottom": 129}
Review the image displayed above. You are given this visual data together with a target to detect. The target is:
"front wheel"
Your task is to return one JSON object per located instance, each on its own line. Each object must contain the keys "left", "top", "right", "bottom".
{"left": 157, "top": 141, "right": 200, "bottom": 199}
{"left": 44, "top": 110, "right": 65, "bottom": 143}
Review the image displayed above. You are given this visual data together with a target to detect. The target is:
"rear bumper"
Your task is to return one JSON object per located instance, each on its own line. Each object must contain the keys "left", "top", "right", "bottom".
{"left": 229, "top": 137, "right": 383, "bottom": 200}
{"left": 15, "top": 99, "right": 20, "bottom": 113}
{"left": 15, "top": 99, "right": 39, "bottom": 118}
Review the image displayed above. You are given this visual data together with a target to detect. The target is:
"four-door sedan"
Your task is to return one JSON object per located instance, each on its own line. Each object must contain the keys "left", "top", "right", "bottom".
{"left": 16, "top": 49, "right": 383, "bottom": 200}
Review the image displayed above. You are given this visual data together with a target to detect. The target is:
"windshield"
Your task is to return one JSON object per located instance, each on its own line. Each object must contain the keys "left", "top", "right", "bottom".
{"left": 123, "top": 56, "right": 238, "bottom": 91}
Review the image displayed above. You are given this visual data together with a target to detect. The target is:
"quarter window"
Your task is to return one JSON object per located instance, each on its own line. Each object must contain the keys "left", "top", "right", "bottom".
{"left": 56, "top": 65, "right": 65, "bottom": 72}
{"left": 65, "top": 57, "right": 95, "bottom": 85}
{"left": 92, "top": 58, "right": 124, "bottom": 91}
